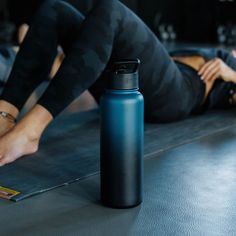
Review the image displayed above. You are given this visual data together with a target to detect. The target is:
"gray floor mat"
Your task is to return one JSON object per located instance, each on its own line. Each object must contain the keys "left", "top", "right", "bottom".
{"left": 0, "top": 108, "right": 235, "bottom": 201}
{"left": 1, "top": 127, "right": 236, "bottom": 235}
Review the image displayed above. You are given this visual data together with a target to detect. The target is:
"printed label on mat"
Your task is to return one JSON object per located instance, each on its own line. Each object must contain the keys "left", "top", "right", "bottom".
{"left": 0, "top": 186, "right": 20, "bottom": 200}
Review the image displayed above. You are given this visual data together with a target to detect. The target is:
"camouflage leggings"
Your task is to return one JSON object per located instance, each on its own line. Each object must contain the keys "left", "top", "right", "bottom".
{"left": 0, "top": 0, "right": 199, "bottom": 122}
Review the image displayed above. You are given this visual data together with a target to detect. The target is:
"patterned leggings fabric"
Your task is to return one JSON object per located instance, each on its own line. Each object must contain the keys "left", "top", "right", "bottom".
{"left": 0, "top": 0, "right": 201, "bottom": 122}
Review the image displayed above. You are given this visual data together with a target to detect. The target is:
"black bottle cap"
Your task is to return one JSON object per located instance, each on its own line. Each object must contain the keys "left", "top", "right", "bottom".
{"left": 107, "top": 59, "right": 140, "bottom": 90}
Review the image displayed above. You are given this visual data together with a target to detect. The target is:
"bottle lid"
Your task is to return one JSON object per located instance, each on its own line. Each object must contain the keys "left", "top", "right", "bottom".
{"left": 107, "top": 59, "right": 140, "bottom": 90}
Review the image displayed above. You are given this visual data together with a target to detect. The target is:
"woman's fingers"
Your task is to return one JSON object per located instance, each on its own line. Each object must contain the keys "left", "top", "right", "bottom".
{"left": 198, "top": 58, "right": 221, "bottom": 81}
{"left": 205, "top": 68, "right": 220, "bottom": 82}
{"left": 202, "top": 64, "right": 220, "bottom": 82}
{"left": 198, "top": 59, "right": 216, "bottom": 75}
{"left": 199, "top": 59, "right": 219, "bottom": 77}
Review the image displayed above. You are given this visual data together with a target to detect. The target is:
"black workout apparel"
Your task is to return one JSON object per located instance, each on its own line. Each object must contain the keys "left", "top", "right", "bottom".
{"left": 170, "top": 48, "right": 236, "bottom": 112}
{"left": 0, "top": 0, "right": 206, "bottom": 122}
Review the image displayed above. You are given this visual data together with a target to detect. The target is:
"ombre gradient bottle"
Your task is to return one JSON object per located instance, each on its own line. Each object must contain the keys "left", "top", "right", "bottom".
{"left": 100, "top": 59, "right": 144, "bottom": 208}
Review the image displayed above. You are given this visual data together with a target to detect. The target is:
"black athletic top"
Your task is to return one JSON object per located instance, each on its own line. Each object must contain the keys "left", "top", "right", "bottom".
{"left": 174, "top": 61, "right": 206, "bottom": 114}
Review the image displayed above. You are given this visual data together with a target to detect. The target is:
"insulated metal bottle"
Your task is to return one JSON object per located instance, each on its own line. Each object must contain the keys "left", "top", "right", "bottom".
{"left": 100, "top": 59, "right": 144, "bottom": 208}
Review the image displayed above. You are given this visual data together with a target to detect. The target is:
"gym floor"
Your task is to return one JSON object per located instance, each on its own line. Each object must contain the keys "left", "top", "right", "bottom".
{"left": 0, "top": 107, "right": 236, "bottom": 236}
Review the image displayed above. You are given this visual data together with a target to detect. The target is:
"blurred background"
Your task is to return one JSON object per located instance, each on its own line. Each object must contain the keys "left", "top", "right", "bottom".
{"left": 0, "top": 0, "right": 236, "bottom": 46}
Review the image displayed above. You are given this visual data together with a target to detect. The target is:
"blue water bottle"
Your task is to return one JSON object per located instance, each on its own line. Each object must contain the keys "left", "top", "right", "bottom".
{"left": 100, "top": 59, "right": 144, "bottom": 208}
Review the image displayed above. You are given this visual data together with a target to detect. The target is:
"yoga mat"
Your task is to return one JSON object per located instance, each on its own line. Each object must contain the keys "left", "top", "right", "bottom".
{"left": 0, "top": 108, "right": 236, "bottom": 201}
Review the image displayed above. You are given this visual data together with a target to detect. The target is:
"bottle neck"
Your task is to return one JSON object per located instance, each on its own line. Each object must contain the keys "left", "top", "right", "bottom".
{"left": 107, "top": 72, "right": 139, "bottom": 90}
{"left": 105, "top": 88, "right": 139, "bottom": 94}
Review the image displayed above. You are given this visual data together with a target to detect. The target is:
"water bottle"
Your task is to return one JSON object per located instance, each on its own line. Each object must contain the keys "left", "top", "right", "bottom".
{"left": 100, "top": 59, "right": 144, "bottom": 208}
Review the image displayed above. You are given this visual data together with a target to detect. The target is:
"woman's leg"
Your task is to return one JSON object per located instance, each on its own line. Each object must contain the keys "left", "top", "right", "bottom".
{"left": 0, "top": 1, "right": 57, "bottom": 113}
{"left": 37, "top": 0, "right": 120, "bottom": 117}
{"left": 0, "top": 0, "right": 192, "bottom": 166}
{"left": 0, "top": 0, "right": 87, "bottom": 140}
{"left": 0, "top": 0, "right": 115, "bottom": 166}
{"left": 0, "top": 0, "right": 87, "bottom": 115}
{"left": 0, "top": 1, "right": 88, "bottom": 166}
{"left": 38, "top": 0, "right": 193, "bottom": 121}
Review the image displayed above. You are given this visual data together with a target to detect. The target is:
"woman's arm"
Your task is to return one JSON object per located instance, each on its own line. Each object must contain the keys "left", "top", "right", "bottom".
{"left": 198, "top": 58, "right": 236, "bottom": 84}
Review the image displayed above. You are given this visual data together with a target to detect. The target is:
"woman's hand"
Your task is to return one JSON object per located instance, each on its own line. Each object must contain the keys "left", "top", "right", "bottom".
{"left": 0, "top": 104, "right": 53, "bottom": 167}
{"left": 198, "top": 58, "right": 236, "bottom": 83}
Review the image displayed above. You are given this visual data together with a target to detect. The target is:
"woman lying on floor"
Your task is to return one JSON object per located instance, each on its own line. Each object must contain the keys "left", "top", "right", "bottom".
{"left": 0, "top": 0, "right": 236, "bottom": 166}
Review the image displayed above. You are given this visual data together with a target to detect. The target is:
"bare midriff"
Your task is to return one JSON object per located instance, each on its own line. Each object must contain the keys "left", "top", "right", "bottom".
{"left": 172, "top": 56, "right": 214, "bottom": 104}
